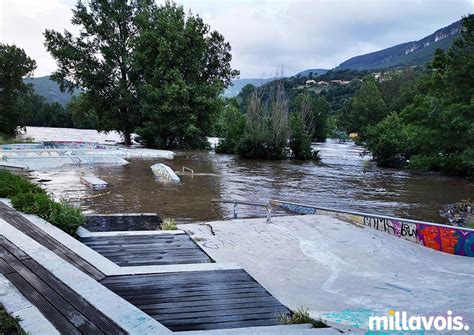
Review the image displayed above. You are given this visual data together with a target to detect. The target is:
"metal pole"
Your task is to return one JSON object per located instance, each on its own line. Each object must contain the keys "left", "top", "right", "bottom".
{"left": 233, "top": 202, "right": 238, "bottom": 219}
{"left": 266, "top": 205, "right": 272, "bottom": 223}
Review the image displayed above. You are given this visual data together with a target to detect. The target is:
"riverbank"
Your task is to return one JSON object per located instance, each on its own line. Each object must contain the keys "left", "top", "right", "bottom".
{"left": 181, "top": 215, "right": 474, "bottom": 331}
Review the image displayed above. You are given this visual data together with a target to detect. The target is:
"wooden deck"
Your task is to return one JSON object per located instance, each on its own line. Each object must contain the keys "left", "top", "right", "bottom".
{"left": 0, "top": 235, "right": 126, "bottom": 335}
{"left": 80, "top": 233, "right": 213, "bottom": 266}
{"left": 101, "top": 269, "right": 290, "bottom": 332}
{"left": 0, "top": 202, "right": 105, "bottom": 280}
{"left": 84, "top": 214, "right": 162, "bottom": 232}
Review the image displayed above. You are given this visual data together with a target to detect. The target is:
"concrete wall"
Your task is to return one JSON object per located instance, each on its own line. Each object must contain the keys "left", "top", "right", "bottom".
{"left": 270, "top": 200, "right": 474, "bottom": 257}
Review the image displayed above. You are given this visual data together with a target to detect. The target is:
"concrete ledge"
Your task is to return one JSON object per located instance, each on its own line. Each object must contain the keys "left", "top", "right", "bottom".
{"left": 0, "top": 274, "right": 60, "bottom": 335}
{"left": 0, "top": 221, "right": 171, "bottom": 335}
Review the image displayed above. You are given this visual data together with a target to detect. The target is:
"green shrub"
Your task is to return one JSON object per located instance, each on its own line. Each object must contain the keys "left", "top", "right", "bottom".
{"left": 161, "top": 218, "right": 178, "bottom": 230}
{"left": 0, "top": 305, "right": 27, "bottom": 335}
{"left": 0, "top": 171, "right": 45, "bottom": 198}
{"left": 1, "top": 171, "right": 83, "bottom": 235}
{"left": 49, "top": 201, "right": 84, "bottom": 235}
{"left": 11, "top": 192, "right": 54, "bottom": 220}
{"left": 278, "top": 307, "right": 327, "bottom": 328}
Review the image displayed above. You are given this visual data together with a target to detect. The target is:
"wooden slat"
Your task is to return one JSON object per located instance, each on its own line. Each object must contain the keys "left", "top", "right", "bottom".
{"left": 102, "top": 270, "right": 290, "bottom": 331}
{"left": 0, "top": 203, "right": 105, "bottom": 280}
{"left": 5, "top": 272, "right": 81, "bottom": 335}
{"left": 22, "top": 259, "right": 126, "bottom": 335}
{"left": 0, "top": 236, "right": 127, "bottom": 334}
{"left": 0, "top": 236, "right": 30, "bottom": 260}
{"left": 81, "top": 233, "right": 212, "bottom": 266}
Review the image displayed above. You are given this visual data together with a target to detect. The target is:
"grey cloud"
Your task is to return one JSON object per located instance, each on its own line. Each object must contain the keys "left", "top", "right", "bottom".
{"left": 1, "top": 0, "right": 472, "bottom": 78}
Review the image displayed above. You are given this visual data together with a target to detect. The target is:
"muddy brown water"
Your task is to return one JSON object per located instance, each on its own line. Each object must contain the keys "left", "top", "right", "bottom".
{"left": 32, "top": 140, "right": 473, "bottom": 224}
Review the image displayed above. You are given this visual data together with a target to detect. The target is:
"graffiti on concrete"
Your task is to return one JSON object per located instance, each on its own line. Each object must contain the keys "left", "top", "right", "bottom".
{"left": 417, "top": 224, "right": 473, "bottom": 257}
{"left": 277, "top": 202, "right": 316, "bottom": 215}
{"left": 43, "top": 141, "right": 108, "bottom": 150}
{"left": 272, "top": 200, "right": 474, "bottom": 257}
{"left": 362, "top": 217, "right": 418, "bottom": 242}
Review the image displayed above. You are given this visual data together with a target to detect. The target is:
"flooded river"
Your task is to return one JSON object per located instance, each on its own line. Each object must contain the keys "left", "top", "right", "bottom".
{"left": 24, "top": 127, "right": 473, "bottom": 224}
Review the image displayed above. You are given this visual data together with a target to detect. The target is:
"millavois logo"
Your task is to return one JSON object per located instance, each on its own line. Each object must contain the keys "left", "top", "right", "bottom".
{"left": 369, "top": 309, "right": 470, "bottom": 332}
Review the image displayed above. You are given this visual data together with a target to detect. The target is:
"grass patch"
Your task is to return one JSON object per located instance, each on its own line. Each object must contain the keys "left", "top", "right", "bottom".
{"left": 278, "top": 307, "right": 327, "bottom": 328}
{"left": 0, "top": 171, "right": 45, "bottom": 198}
{"left": 0, "top": 171, "right": 83, "bottom": 235}
{"left": 0, "top": 305, "right": 27, "bottom": 335}
{"left": 161, "top": 218, "right": 178, "bottom": 230}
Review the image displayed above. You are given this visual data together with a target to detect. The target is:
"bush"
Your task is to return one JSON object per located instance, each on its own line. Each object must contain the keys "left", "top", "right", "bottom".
{"left": 365, "top": 113, "right": 409, "bottom": 168}
{"left": 278, "top": 307, "right": 327, "bottom": 328}
{"left": 0, "top": 171, "right": 45, "bottom": 198}
{"left": 1, "top": 171, "right": 83, "bottom": 235}
{"left": 0, "top": 305, "right": 26, "bottom": 335}
{"left": 11, "top": 192, "right": 54, "bottom": 220}
{"left": 161, "top": 218, "right": 178, "bottom": 230}
{"left": 49, "top": 201, "right": 84, "bottom": 235}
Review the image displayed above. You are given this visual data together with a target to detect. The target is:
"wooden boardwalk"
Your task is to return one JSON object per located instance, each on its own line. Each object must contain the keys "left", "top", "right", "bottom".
{"left": 0, "top": 235, "right": 126, "bottom": 335}
{"left": 0, "top": 202, "right": 105, "bottom": 280}
{"left": 80, "top": 233, "right": 212, "bottom": 266}
{"left": 1, "top": 203, "right": 294, "bottom": 332}
{"left": 101, "top": 269, "right": 290, "bottom": 332}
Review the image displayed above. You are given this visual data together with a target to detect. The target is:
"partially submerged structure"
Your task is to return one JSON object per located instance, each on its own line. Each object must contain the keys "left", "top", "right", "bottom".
{"left": 0, "top": 141, "right": 174, "bottom": 169}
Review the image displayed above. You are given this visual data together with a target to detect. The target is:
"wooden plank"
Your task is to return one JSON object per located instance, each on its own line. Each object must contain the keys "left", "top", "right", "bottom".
{"left": 117, "top": 290, "right": 271, "bottom": 304}
{"left": 151, "top": 306, "right": 289, "bottom": 321}
{"left": 139, "top": 297, "right": 284, "bottom": 313}
{"left": 0, "top": 203, "right": 105, "bottom": 280}
{"left": 5, "top": 272, "right": 81, "bottom": 335}
{"left": 102, "top": 269, "right": 291, "bottom": 332}
{"left": 83, "top": 233, "right": 212, "bottom": 266}
{"left": 22, "top": 259, "right": 126, "bottom": 335}
{"left": 0, "top": 236, "right": 30, "bottom": 260}
{"left": 5, "top": 256, "right": 103, "bottom": 333}
{"left": 0, "top": 257, "right": 15, "bottom": 274}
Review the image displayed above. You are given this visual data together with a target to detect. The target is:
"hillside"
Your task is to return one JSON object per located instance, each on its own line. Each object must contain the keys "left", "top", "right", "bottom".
{"left": 294, "top": 68, "right": 328, "bottom": 77}
{"left": 23, "top": 76, "right": 80, "bottom": 105}
{"left": 223, "top": 78, "right": 276, "bottom": 97}
{"left": 336, "top": 20, "right": 461, "bottom": 71}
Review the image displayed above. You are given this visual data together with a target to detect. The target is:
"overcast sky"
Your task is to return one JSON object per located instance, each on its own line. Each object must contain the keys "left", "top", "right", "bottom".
{"left": 1, "top": 0, "right": 472, "bottom": 78}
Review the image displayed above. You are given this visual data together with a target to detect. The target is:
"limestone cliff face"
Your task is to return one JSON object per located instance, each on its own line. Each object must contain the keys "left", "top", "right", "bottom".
{"left": 336, "top": 20, "right": 462, "bottom": 71}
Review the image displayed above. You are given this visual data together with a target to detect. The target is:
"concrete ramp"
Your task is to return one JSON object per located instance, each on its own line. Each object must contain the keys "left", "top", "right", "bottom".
{"left": 182, "top": 215, "right": 474, "bottom": 331}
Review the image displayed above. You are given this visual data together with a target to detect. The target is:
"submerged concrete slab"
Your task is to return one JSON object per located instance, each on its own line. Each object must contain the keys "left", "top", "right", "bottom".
{"left": 181, "top": 215, "right": 474, "bottom": 331}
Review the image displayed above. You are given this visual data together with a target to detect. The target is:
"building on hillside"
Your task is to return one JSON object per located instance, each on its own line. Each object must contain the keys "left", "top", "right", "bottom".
{"left": 305, "top": 79, "right": 317, "bottom": 85}
{"left": 317, "top": 81, "right": 329, "bottom": 86}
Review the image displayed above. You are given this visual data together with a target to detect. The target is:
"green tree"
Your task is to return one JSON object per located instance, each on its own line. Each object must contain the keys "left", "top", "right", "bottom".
{"left": 44, "top": 0, "right": 146, "bottom": 145}
{"left": 365, "top": 113, "right": 409, "bottom": 168}
{"left": 134, "top": 1, "right": 238, "bottom": 149}
{"left": 312, "top": 96, "right": 330, "bottom": 142}
{"left": 67, "top": 94, "right": 99, "bottom": 129}
{"left": 289, "top": 93, "right": 318, "bottom": 160}
{"left": 0, "top": 44, "right": 36, "bottom": 136}
{"left": 350, "top": 76, "right": 387, "bottom": 137}
{"left": 215, "top": 100, "right": 245, "bottom": 154}
{"left": 237, "top": 90, "right": 270, "bottom": 159}
{"left": 237, "top": 84, "right": 256, "bottom": 113}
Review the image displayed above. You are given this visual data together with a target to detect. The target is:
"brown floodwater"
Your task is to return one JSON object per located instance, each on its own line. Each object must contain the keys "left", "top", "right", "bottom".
{"left": 33, "top": 140, "right": 473, "bottom": 224}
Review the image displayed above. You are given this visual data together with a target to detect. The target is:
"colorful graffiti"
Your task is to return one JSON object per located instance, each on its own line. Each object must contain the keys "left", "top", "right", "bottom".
{"left": 271, "top": 200, "right": 474, "bottom": 257}
{"left": 417, "top": 224, "right": 473, "bottom": 256}
{"left": 276, "top": 202, "right": 316, "bottom": 215}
